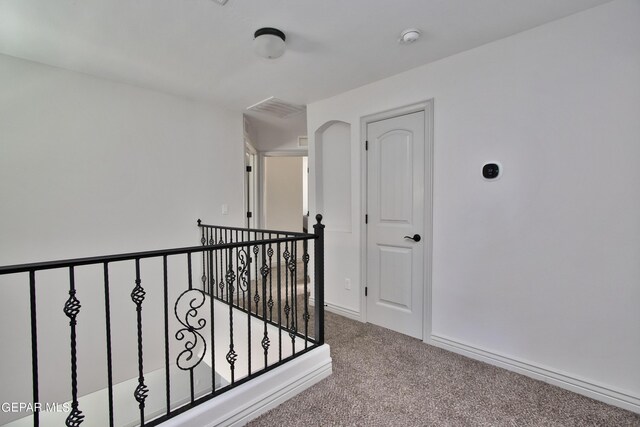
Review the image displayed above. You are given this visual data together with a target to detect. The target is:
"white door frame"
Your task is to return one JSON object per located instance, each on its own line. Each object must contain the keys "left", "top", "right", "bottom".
{"left": 359, "top": 100, "right": 434, "bottom": 342}
{"left": 245, "top": 141, "right": 259, "bottom": 228}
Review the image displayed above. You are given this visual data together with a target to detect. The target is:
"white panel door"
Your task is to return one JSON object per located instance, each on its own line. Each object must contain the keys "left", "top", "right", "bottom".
{"left": 366, "top": 111, "right": 425, "bottom": 339}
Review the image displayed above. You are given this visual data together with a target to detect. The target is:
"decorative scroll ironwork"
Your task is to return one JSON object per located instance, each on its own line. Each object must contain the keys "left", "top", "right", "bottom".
{"left": 134, "top": 383, "right": 149, "bottom": 405}
{"left": 174, "top": 289, "right": 207, "bottom": 371}
{"left": 261, "top": 334, "right": 270, "bottom": 352}
{"left": 131, "top": 281, "right": 146, "bottom": 306}
{"left": 66, "top": 406, "right": 85, "bottom": 427}
{"left": 226, "top": 347, "right": 238, "bottom": 366}
{"left": 260, "top": 264, "right": 270, "bottom": 280}
{"left": 64, "top": 292, "right": 81, "bottom": 319}
{"left": 226, "top": 268, "right": 236, "bottom": 294}
{"left": 237, "top": 249, "right": 249, "bottom": 292}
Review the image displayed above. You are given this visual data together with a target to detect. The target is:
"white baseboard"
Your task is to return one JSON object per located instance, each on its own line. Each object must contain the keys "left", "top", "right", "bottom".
{"left": 309, "top": 298, "right": 363, "bottom": 322}
{"left": 429, "top": 334, "right": 640, "bottom": 414}
{"left": 162, "top": 345, "right": 333, "bottom": 427}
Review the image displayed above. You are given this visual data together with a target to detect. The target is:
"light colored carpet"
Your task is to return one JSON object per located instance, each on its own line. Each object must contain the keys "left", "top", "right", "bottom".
{"left": 249, "top": 311, "right": 640, "bottom": 426}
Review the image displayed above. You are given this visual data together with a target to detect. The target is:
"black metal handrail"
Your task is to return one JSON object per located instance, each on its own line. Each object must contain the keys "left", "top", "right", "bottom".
{"left": 0, "top": 215, "right": 325, "bottom": 427}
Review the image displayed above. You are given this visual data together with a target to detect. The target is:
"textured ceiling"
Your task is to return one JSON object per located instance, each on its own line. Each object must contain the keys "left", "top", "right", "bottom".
{"left": 0, "top": 0, "right": 612, "bottom": 111}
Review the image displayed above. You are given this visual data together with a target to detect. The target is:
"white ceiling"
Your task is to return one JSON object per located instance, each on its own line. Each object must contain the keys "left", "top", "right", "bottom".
{"left": 0, "top": 0, "right": 611, "bottom": 112}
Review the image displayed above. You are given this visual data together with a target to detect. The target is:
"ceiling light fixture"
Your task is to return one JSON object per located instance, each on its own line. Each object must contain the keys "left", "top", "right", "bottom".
{"left": 399, "top": 28, "right": 421, "bottom": 44}
{"left": 253, "top": 27, "right": 286, "bottom": 59}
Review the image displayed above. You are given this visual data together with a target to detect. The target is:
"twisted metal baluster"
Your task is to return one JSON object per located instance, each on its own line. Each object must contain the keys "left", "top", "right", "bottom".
{"left": 288, "top": 243, "right": 297, "bottom": 353}
{"left": 200, "top": 225, "right": 207, "bottom": 293}
{"left": 225, "top": 248, "right": 237, "bottom": 384}
{"left": 283, "top": 243, "right": 291, "bottom": 330}
{"left": 276, "top": 241, "right": 282, "bottom": 361}
{"left": 260, "top": 243, "right": 271, "bottom": 368}
{"left": 209, "top": 248, "right": 216, "bottom": 391}
{"left": 131, "top": 259, "right": 149, "bottom": 424}
{"left": 303, "top": 241, "right": 310, "bottom": 349}
{"left": 267, "top": 235, "right": 274, "bottom": 321}
{"left": 253, "top": 243, "right": 260, "bottom": 313}
{"left": 218, "top": 232, "right": 225, "bottom": 299}
{"left": 64, "top": 267, "right": 84, "bottom": 427}
{"left": 209, "top": 229, "right": 218, "bottom": 298}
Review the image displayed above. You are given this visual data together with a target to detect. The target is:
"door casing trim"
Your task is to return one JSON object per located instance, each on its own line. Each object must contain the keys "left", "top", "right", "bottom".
{"left": 360, "top": 100, "right": 434, "bottom": 342}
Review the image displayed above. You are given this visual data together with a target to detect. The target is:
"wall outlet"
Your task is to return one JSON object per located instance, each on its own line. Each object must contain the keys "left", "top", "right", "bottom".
{"left": 345, "top": 278, "right": 351, "bottom": 290}
{"left": 221, "top": 204, "right": 228, "bottom": 215}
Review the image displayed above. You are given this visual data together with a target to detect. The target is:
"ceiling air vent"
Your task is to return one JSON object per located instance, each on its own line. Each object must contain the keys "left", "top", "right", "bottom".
{"left": 246, "top": 97, "right": 306, "bottom": 119}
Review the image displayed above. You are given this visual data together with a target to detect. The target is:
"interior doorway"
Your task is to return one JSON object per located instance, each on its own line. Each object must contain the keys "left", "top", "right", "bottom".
{"left": 262, "top": 155, "right": 308, "bottom": 234}
{"left": 363, "top": 101, "right": 433, "bottom": 340}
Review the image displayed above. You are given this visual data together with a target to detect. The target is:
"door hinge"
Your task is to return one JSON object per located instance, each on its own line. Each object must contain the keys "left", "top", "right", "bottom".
{"left": 365, "top": 214, "right": 368, "bottom": 224}
{"left": 365, "top": 287, "right": 368, "bottom": 297}
{"left": 247, "top": 211, "right": 252, "bottom": 218}
{"left": 246, "top": 166, "right": 252, "bottom": 172}
{"left": 365, "top": 140, "right": 368, "bottom": 151}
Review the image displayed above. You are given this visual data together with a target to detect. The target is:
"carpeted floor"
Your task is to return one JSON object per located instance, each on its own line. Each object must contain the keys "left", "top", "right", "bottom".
{"left": 249, "top": 311, "right": 640, "bottom": 427}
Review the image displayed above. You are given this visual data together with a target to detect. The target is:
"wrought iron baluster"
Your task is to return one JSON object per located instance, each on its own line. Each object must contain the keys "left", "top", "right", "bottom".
{"left": 131, "top": 259, "right": 148, "bottom": 425}
{"left": 276, "top": 241, "right": 282, "bottom": 361}
{"left": 188, "top": 254, "right": 195, "bottom": 402}
{"left": 103, "top": 264, "right": 115, "bottom": 427}
{"left": 200, "top": 225, "right": 207, "bottom": 293}
{"left": 219, "top": 231, "right": 225, "bottom": 299}
{"left": 267, "top": 235, "right": 274, "bottom": 321}
{"left": 163, "top": 256, "right": 171, "bottom": 417}
{"left": 246, "top": 244, "right": 252, "bottom": 376}
{"left": 208, "top": 248, "right": 216, "bottom": 393}
{"left": 208, "top": 229, "right": 215, "bottom": 296}
{"left": 235, "top": 231, "right": 240, "bottom": 307}
{"left": 283, "top": 242, "right": 291, "bottom": 331}
{"left": 303, "top": 241, "right": 310, "bottom": 349}
{"left": 213, "top": 229, "right": 219, "bottom": 299}
{"left": 260, "top": 244, "right": 270, "bottom": 368}
{"left": 226, "top": 248, "right": 237, "bottom": 384}
{"left": 253, "top": 243, "right": 260, "bottom": 314}
{"left": 288, "top": 243, "right": 297, "bottom": 353}
{"left": 64, "top": 266, "right": 84, "bottom": 427}
{"left": 29, "top": 271, "right": 40, "bottom": 427}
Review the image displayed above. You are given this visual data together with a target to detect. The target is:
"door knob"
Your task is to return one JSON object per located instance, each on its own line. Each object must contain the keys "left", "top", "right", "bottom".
{"left": 404, "top": 234, "right": 421, "bottom": 242}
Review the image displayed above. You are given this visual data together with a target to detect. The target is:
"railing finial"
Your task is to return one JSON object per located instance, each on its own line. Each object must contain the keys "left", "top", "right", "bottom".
{"left": 197, "top": 219, "right": 201, "bottom": 226}
{"left": 315, "top": 214, "right": 323, "bottom": 224}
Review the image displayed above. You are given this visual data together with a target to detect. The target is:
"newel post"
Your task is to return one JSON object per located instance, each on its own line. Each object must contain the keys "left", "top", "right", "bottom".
{"left": 313, "top": 214, "right": 325, "bottom": 344}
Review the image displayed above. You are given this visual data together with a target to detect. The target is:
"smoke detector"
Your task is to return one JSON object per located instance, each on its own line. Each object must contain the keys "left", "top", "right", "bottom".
{"left": 399, "top": 28, "right": 421, "bottom": 44}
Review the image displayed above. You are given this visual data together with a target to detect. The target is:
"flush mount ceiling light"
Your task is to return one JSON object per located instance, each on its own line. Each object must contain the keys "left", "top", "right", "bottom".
{"left": 399, "top": 28, "right": 421, "bottom": 44}
{"left": 253, "top": 27, "right": 286, "bottom": 59}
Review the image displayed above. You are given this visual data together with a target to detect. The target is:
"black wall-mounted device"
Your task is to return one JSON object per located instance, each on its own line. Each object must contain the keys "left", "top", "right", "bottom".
{"left": 482, "top": 163, "right": 500, "bottom": 179}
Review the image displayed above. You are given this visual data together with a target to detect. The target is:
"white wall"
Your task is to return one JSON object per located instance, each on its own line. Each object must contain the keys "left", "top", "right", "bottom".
{"left": 308, "top": 0, "right": 640, "bottom": 411}
{"left": 264, "top": 157, "right": 303, "bottom": 233}
{"left": 247, "top": 114, "right": 307, "bottom": 152}
{"left": 0, "top": 54, "right": 245, "bottom": 422}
